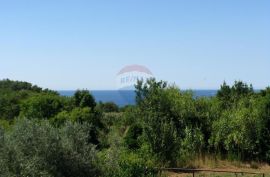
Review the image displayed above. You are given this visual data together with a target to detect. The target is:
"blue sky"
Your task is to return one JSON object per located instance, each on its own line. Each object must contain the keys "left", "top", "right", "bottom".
{"left": 0, "top": 0, "right": 269, "bottom": 90}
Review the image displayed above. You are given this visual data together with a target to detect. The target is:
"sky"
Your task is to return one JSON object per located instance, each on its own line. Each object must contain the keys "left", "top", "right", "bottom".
{"left": 0, "top": 0, "right": 269, "bottom": 90}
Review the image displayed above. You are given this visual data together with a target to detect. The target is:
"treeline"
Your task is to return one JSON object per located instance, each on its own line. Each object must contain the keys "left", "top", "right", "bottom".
{"left": 0, "top": 79, "right": 270, "bottom": 176}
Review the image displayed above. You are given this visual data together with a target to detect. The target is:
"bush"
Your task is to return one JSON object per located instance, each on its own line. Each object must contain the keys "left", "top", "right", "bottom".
{"left": 0, "top": 118, "right": 101, "bottom": 177}
{"left": 101, "top": 150, "right": 158, "bottom": 177}
{"left": 20, "top": 93, "right": 65, "bottom": 119}
{"left": 98, "top": 102, "right": 119, "bottom": 113}
{"left": 117, "top": 152, "right": 157, "bottom": 177}
{"left": 124, "top": 123, "right": 143, "bottom": 150}
{"left": 74, "top": 90, "right": 96, "bottom": 108}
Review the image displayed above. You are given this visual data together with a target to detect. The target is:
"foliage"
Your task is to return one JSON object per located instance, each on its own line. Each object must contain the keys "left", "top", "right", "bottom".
{"left": 20, "top": 93, "right": 65, "bottom": 119}
{"left": 180, "top": 127, "right": 205, "bottom": 160}
{"left": 0, "top": 90, "right": 28, "bottom": 120}
{"left": 0, "top": 79, "right": 42, "bottom": 92}
{"left": 116, "top": 152, "right": 157, "bottom": 177}
{"left": 124, "top": 123, "right": 143, "bottom": 150}
{"left": 52, "top": 107, "right": 103, "bottom": 145}
{"left": 100, "top": 148, "right": 157, "bottom": 177}
{"left": 217, "top": 81, "right": 254, "bottom": 109}
{"left": 74, "top": 90, "right": 96, "bottom": 108}
{"left": 136, "top": 79, "right": 187, "bottom": 166}
{"left": 0, "top": 79, "right": 58, "bottom": 120}
{"left": 0, "top": 118, "right": 100, "bottom": 177}
{"left": 1, "top": 79, "right": 270, "bottom": 176}
{"left": 98, "top": 102, "right": 119, "bottom": 113}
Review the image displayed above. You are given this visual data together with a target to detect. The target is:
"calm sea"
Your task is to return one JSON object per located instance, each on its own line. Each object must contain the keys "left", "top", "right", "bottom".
{"left": 58, "top": 90, "right": 217, "bottom": 107}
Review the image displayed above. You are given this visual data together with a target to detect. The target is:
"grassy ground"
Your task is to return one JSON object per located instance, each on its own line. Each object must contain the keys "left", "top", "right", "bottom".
{"left": 165, "top": 156, "right": 270, "bottom": 177}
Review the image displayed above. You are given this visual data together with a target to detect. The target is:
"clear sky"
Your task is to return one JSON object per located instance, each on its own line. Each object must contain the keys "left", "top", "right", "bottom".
{"left": 0, "top": 0, "right": 269, "bottom": 90}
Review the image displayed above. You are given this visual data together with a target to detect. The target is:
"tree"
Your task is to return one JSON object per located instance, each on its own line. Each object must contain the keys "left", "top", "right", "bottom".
{"left": 98, "top": 102, "right": 119, "bottom": 113}
{"left": 20, "top": 93, "right": 64, "bottom": 119}
{"left": 0, "top": 79, "right": 42, "bottom": 92}
{"left": 53, "top": 107, "right": 103, "bottom": 145}
{"left": 135, "top": 79, "right": 184, "bottom": 165}
{"left": 74, "top": 90, "right": 96, "bottom": 108}
{"left": 217, "top": 81, "right": 254, "bottom": 109}
{"left": 0, "top": 118, "right": 101, "bottom": 177}
{"left": 0, "top": 90, "right": 26, "bottom": 120}
{"left": 0, "top": 79, "right": 59, "bottom": 120}
{"left": 124, "top": 123, "right": 143, "bottom": 150}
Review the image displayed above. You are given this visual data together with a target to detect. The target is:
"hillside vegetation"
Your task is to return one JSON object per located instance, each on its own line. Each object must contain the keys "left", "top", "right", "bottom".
{"left": 0, "top": 78, "right": 270, "bottom": 177}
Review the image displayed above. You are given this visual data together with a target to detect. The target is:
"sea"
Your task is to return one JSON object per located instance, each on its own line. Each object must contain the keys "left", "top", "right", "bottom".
{"left": 58, "top": 90, "right": 218, "bottom": 107}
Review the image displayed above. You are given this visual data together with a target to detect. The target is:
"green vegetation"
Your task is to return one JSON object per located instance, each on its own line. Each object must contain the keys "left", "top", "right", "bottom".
{"left": 0, "top": 78, "right": 270, "bottom": 176}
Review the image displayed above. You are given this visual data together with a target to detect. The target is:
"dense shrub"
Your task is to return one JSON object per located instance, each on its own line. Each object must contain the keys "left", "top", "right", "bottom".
{"left": 19, "top": 93, "right": 65, "bottom": 119}
{"left": 74, "top": 90, "right": 96, "bottom": 108}
{"left": 52, "top": 107, "right": 103, "bottom": 145}
{"left": 98, "top": 102, "right": 119, "bottom": 113}
{"left": 0, "top": 118, "right": 101, "bottom": 177}
{"left": 135, "top": 79, "right": 194, "bottom": 166}
{"left": 1, "top": 79, "right": 270, "bottom": 176}
{"left": 100, "top": 149, "right": 158, "bottom": 177}
{"left": 124, "top": 123, "right": 143, "bottom": 150}
{"left": 0, "top": 79, "right": 42, "bottom": 92}
{"left": 116, "top": 152, "right": 157, "bottom": 177}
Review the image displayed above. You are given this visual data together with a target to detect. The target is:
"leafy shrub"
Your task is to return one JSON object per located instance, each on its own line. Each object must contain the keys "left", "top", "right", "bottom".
{"left": 117, "top": 152, "right": 157, "bottom": 177}
{"left": 74, "top": 90, "right": 96, "bottom": 108}
{"left": 124, "top": 123, "right": 143, "bottom": 150}
{"left": 0, "top": 118, "right": 101, "bottom": 177}
{"left": 98, "top": 102, "right": 119, "bottom": 113}
{"left": 101, "top": 150, "right": 158, "bottom": 177}
{"left": 20, "top": 93, "right": 64, "bottom": 119}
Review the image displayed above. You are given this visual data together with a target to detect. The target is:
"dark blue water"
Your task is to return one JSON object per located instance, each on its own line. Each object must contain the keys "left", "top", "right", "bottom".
{"left": 58, "top": 90, "right": 217, "bottom": 107}
{"left": 59, "top": 90, "right": 135, "bottom": 107}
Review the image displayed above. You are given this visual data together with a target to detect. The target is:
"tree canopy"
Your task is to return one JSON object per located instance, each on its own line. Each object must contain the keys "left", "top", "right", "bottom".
{"left": 1, "top": 79, "right": 270, "bottom": 176}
